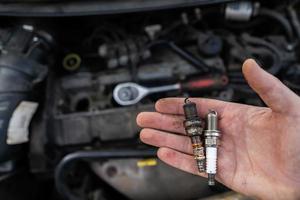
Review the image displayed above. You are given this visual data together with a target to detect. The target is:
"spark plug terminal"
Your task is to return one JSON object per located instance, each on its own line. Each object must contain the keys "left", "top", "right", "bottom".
{"left": 183, "top": 98, "right": 206, "bottom": 173}
{"left": 204, "top": 110, "right": 220, "bottom": 186}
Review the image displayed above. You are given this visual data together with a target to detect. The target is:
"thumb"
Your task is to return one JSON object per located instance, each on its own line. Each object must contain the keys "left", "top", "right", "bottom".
{"left": 242, "top": 59, "right": 300, "bottom": 113}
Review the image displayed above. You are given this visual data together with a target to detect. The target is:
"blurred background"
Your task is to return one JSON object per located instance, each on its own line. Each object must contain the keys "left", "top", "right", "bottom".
{"left": 0, "top": 0, "right": 299, "bottom": 199}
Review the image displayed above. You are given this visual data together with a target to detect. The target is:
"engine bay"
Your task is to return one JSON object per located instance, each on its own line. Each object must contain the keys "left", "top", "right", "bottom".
{"left": 0, "top": 1, "right": 300, "bottom": 199}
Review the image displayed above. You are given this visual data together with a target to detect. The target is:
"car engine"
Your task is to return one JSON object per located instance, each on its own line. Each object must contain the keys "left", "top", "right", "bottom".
{"left": 0, "top": 0, "right": 300, "bottom": 199}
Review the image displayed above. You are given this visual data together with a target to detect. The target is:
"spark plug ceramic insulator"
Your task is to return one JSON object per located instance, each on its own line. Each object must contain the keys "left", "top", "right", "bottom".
{"left": 183, "top": 99, "right": 206, "bottom": 173}
{"left": 204, "top": 110, "right": 220, "bottom": 186}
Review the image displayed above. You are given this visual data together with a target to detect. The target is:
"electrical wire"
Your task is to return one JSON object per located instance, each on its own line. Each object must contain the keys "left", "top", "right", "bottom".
{"left": 242, "top": 34, "right": 283, "bottom": 75}
{"left": 55, "top": 149, "right": 157, "bottom": 200}
{"left": 258, "top": 8, "right": 295, "bottom": 42}
{"left": 287, "top": 6, "right": 300, "bottom": 40}
{"left": 145, "top": 40, "right": 222, "bottom": 73}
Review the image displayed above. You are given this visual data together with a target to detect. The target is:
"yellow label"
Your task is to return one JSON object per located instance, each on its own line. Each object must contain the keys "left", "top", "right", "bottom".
{"left": 137, "top": 159, "right": 157, "bottom": 168}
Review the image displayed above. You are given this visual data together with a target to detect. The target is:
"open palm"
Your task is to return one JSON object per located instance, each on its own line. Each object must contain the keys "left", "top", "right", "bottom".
{"left": 137, "top": 60, "right": 300, "bottom": 200}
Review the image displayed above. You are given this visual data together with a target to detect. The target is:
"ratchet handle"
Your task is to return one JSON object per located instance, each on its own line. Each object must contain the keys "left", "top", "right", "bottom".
{"left": 181, "top": 75, "right": 228, "bottom": 91}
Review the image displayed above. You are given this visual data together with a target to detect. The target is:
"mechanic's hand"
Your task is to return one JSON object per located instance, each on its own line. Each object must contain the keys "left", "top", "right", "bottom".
{"left": 137, "top": 59, "right": 300, "bottom": 200}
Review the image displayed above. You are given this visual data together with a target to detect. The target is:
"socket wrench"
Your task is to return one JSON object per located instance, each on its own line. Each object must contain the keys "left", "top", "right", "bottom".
{"left": 113, "top": 76, "right": 228, "bottom": 106}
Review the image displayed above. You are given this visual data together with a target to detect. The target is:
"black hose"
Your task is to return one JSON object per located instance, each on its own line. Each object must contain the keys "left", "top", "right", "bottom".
{"left": 242, "top": 34, "right": 283, "bottom": 75}
{"left": 287, "top": 6, "right": 300, "bottom": 40}
{"left": 258, "top": 8, "right": 295, "bottom": 42}
{"left": 167, "top": 42, "right": 211, "bottom": 73}
{"left": 147, "top": 40, "right": 221, "bottom": 73}
{"left": 284, "top": 80, "right": 300, "bottom": 90}
{"left": 55, "top": 149, "right": 157, "bottom": 200}
{"left": 0, "top": 55, "right": 47, "bottom": 163}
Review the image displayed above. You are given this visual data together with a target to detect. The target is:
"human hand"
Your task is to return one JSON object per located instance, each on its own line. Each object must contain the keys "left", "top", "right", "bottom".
{"left": 137, "top": 59, "right": 300, "bottom": 200}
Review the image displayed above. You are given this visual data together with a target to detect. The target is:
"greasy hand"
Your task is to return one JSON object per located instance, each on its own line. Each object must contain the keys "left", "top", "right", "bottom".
{"left": 137, "top": 59, "right": 300, "bottom": 200}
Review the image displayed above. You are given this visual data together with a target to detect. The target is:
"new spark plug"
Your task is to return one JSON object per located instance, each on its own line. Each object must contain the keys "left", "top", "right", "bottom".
{"left": 183, "top": 99, "right": 206, "bottom": 173}
{"left": 204, "top": 110, "right": 220, "bottom": 186}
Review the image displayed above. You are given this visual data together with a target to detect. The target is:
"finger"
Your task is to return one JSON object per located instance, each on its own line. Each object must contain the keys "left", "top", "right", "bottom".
{"left": 157, "top": 147, "right": 206, "bottom": 177}
{"left": 137, "top": 110, "right": 236, "bottom": 139}
{"left": 242, "top": 59, "right": 300, "bottom": 113}
{"left": 140, "top": 128, "right": 193, "bottom": 154}
{"left": 137, "top": 112, "right": 185, "bottom": 134}
{"left": 155, "top": 98, "right": 228, "bottom": 118}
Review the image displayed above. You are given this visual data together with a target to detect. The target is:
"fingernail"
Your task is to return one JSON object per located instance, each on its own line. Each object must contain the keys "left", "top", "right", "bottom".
{"left": 248, "top": 58, "right": 261, "bottom": 68}
{"left": 136, "top": 112, "right": 145, "bottom": 126}
{"left": 140, "top": 130, "right": 152, "bottom": 140}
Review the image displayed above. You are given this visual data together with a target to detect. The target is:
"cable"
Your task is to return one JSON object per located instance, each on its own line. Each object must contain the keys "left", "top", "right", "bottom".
{"left": 242, "top": 34, "right": 283, "bottom": 75}
{"left": 284, "top": 80, "right": 300, "bottom": 90}
{"left": 258, "top": 8, "right": 295, "bottom": 42}
{"left": 55, "top": 149, "right": 157, "bottom": 200}
{"left": 146, "top": 40, "right": 222, "bottom": 73}
{"left": 287, "top": 6, "right": 300, "bottom": 40}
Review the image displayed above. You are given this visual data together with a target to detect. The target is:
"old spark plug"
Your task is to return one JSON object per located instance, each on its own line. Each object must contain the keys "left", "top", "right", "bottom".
{"left": 183, "top": 99, "right": 206, "bottom": 173}
{"left": 204, "top": 110, "right": 220, "bottom": 186}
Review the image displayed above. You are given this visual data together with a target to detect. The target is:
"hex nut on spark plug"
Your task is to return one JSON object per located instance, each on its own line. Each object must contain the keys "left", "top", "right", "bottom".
{"left": 183, "top": 98, "right": 206, "bottom": 173}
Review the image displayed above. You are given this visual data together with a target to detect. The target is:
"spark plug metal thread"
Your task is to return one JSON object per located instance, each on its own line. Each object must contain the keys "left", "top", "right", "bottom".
{"left": 183, "top": 99, "right": 206, "bottom": 173}
{"left": 204, "top": 110, "right": 220, "bottom": 186}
